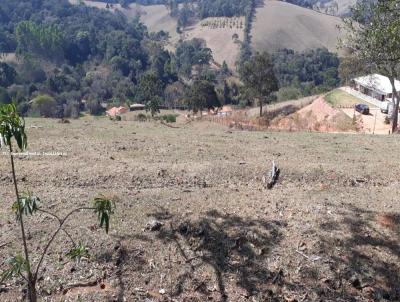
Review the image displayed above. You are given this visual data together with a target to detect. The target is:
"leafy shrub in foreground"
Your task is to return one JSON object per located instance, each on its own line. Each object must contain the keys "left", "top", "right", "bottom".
{"left": 0, "top": 103, "right": 116, "bottom": 302}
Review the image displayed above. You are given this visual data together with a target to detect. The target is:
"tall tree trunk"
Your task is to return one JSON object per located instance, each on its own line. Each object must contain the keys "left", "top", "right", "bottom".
{"left": 393, "top": 90, "right": 400, "bottom": 133}
{"left": 9, "top": 144, "right": 37, "bottom": 302}
{"left": 259, "top": 98, "right": 263, "bottom": 117}
{"left": 390, "top": 76, "right": 399, "bottom": 133}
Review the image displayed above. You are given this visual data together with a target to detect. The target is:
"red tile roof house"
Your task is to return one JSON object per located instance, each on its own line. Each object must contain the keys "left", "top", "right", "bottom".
{"left": 106, "top": 106, "right": 128, "bottom": 117}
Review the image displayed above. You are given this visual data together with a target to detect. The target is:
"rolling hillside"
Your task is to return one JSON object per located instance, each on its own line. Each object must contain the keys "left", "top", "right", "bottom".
{"left": 69, "top": 0, "right": 243, "bottom": 68}
{"left": 183, "top": 17, "right": 245, "bottom": 69}
{"left": 69, "top": 0, "right": 180, "bottom": 45}
{"left": 251, "top": 0, "right": 344, "bottom": 53}
{"left": 70, "top": 0, "right": 346, "bottom": 67}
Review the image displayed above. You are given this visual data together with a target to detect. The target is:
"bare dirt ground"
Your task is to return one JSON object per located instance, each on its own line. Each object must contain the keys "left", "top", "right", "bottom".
{"left": 269, "top": 97, "right": 357, "bottom": 132}
{"left": 217, "top": 97, "right": 358, "bottom": 133}
{"left": 342, "top": 108, "right": 391, "bottom": 135}
{"left": 1, "top": 117, "right": 400, "bottom": 301}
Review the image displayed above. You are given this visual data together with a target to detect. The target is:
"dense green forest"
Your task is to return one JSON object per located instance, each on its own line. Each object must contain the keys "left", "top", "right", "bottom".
{"left": 0, "top": 0, "right": 219, "bottom": 117}
{"left": 272, "top": 48, "right": 340, "bottom": 99}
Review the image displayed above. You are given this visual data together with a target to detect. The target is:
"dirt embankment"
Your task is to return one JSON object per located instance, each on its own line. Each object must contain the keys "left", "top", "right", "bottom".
{"left": 269, "top": 97, "right": 360, "bottom": 132}
{"left": 215, "top": 97, "right": 360, "bottom": 133}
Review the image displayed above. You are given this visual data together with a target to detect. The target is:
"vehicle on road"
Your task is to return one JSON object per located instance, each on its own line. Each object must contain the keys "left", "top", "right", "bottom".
{"left": 355, "top": 103, "right": 370, "bottom": 115}
{"left": 380, "top": 101, "right": 389, "bottom": 114}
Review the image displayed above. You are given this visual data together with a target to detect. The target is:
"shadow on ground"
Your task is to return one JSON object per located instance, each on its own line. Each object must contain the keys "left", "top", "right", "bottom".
{"left": 314, "top": 203, "right": 400, "bottom": 301}
{"left": 137, "top": 208, "right": 285, "bottom": 301}
{"left": 98, "top": 203, "right": 400, "bottom": 301}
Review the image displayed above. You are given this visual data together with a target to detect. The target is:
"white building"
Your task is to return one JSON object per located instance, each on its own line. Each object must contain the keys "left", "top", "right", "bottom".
{"left": 353, "top": 74, "right": 400, "bottom": 102}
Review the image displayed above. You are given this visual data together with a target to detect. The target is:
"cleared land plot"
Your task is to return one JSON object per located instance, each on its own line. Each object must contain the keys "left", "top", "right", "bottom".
{"left": 183, "top": 17, "right": 245, "bottom": 69}
{"left": 251, "top": 0, "right": 344, "bottom": 53}
{"left": 1, "top": 117, "right": 400, "bottom": 301}
{"left": 325, "top": 89, "right": 378, "bottom": 108}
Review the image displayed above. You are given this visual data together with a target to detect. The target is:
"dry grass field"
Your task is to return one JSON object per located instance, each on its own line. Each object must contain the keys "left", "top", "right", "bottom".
{"left": 251, "top": 0, "right": 345, "bottom": 53}
{"left": 183, "top": 17, "right": 245, "bottom": 69}
{"left": 1, "top": 116, "right": 400, "bottom": 301}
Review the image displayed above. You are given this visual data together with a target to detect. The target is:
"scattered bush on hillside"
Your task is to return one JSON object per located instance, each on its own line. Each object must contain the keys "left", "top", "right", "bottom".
{"left": 160, "top": 114, "right": 178, "bottom": 123}
{"left": 135, "top": 113, "right": 149, "bottom": 122}
{"left": 276, "top": 86, "right": 302, "bottom": 101}
{"left": 31, "top": 95, "right": 57, "bottom": 117}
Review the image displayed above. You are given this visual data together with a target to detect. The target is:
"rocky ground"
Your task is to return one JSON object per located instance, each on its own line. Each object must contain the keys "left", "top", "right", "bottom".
{"left": 1, "top": 116, "right": 400, "bottom": 301}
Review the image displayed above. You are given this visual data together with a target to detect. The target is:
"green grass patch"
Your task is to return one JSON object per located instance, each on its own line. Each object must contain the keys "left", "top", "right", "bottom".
{"left": 325, "top": 89, "right": 373, "bottom": 108}
{"left": 159, "top": 114, "right": 178, "bottom": 123}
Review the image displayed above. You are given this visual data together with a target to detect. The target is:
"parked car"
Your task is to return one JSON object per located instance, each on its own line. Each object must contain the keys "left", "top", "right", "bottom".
{"left": 380, "top": 101, "right": 389, "bottom": 114}
{"left": 355, "top": 104, "right": 369, "bottom": 115}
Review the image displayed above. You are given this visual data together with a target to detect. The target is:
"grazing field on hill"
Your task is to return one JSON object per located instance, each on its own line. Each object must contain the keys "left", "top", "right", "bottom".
{"left": 184, "top": 17, "right": 245, "bottom": 68}
{"left": 1, "top": 117, "right": 400, "bottom": 301}
{"left": 251, "top": 0, "right": 344, "bottom": 53}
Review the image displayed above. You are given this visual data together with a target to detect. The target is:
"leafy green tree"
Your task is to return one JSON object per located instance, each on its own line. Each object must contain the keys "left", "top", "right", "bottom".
{"left": 239, "top": 52, "right": 279, "bottom": 117}
{"left": 175, "top": 39, "right": 212, "bottom": 77}
{"left": 187, "top": 80, "right": 220, "bottom": 114}
{"left": 341, "top": 0, "right": 400, "bottom": 132}
{"left": 146, "top": 96, "right": 162, "bottom": 117}
{"left": 177, "top": 3, "right": 194, "bottom": 28}
{"left": 16, "top": 21, "right": 64, "bottom": 61}
{"left": 0, "top": 62, "right": 17, "bottom": 87}
{"left": 221, "top": 60, "right": 229, "bottom": 74}
{"left": 164, "top": 81, "right": 185, "bottom": 109}
{"left": 276, "top": 86, "right": 302, "bottom": 102}
{"left": 31, "top": 95, "right": 57, "bottom": 117}
{"left": 137, "top": 73, "right": 164, "bottom": 117}
{"left": 86, "top": 99, "right": 104, "bottom": 116}
{"left": 338, "top": 56, "right": 363, "bottom": 85}
{"left": 0, "top": 104, "right": 115, "bottom": 302}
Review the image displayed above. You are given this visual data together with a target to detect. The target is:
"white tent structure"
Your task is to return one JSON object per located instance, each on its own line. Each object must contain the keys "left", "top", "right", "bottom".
{"left": 353, "top": 74, "right": 400, "bottom": 102}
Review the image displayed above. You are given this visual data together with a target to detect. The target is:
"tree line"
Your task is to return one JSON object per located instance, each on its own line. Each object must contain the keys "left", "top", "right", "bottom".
{"left": 0, "top": 0, "right": 344, "bottom": 120}
{"left": 0, "top": 0, "right": 222, "bottom": 118}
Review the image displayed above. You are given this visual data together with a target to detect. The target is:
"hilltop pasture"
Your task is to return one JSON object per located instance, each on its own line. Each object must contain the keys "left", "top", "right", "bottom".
{"left": 1, "top": 117, "right": 400, "bottom": 301}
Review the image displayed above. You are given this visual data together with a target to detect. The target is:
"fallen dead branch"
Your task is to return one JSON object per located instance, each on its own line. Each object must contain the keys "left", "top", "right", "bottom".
{"left": 295, "top": 250, "right": 322, "bottom": 262}
{"left": 62, "top": 278, "right": 101, "bottom": 295}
